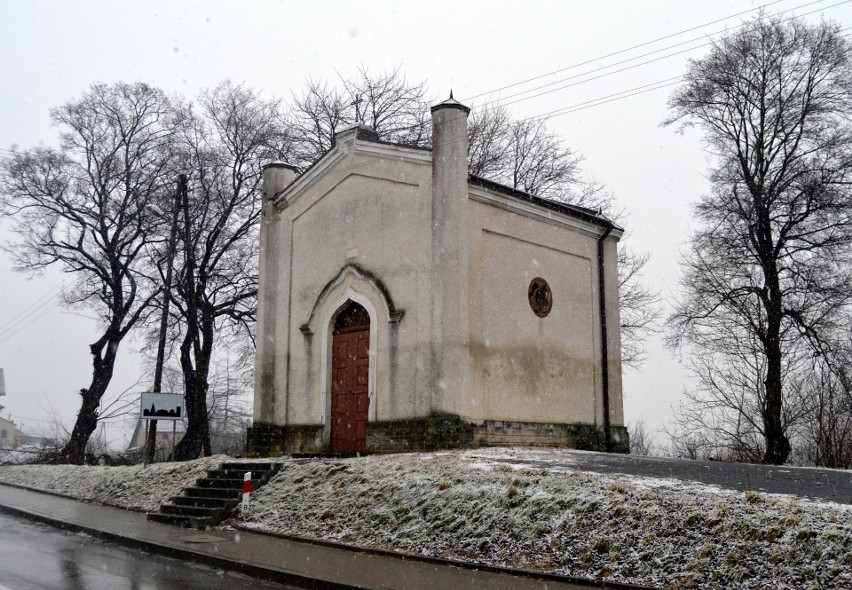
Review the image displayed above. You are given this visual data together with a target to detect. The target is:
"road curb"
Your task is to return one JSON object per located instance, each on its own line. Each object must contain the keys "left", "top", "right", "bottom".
{"left": 232, "top": 524, "right": 656, "bottom": 590}
{"left": 0, "top": 495, "right": 660, "bottom": 590}
{"left": 0, "top": 502, "right": 361, "bottom": 589}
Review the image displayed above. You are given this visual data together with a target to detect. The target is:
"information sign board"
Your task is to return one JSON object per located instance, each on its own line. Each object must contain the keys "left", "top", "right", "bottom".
{"left": 140, "top": 392, "right": 184, "bottom": 420}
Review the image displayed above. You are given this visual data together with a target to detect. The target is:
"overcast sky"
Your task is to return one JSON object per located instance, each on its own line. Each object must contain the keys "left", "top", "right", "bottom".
{"left": 1, "top": 0, "right": 851, "bottom": 449}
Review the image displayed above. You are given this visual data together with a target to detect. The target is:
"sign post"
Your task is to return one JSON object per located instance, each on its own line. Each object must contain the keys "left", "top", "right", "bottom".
{"left": 241, "top": 472, "right": 251, "bottom": 511}
{"left": 139, "top": 392, "right": 184, "bottom": 466}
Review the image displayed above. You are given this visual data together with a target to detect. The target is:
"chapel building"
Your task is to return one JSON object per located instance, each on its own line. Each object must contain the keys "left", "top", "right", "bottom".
{"left": 248, "top": 96, "right": 628, "bottom": 456}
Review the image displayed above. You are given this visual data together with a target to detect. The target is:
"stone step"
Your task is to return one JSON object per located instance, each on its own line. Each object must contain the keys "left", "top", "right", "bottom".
{"left": 204, "top": 469, "right": 272, "bottom": 480}
{"left": 195, "top": 477, "right": 259, "bottom": 489}
{"left": 148, "top": 460, "right": 281, "bottom": 529}
{"left": 219, "top": 461, "right": 278, "bottom": 472}
{"left": 171, "top": 495, "right": 236, "bottom": 509}
{"left": 182, "top": 486, "right": 243, "bottom": 499}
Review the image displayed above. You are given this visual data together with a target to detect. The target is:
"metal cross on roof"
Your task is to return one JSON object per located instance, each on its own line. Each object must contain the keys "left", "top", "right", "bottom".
{"left": 351, "top": 93, "right": 364, "bottom": 124}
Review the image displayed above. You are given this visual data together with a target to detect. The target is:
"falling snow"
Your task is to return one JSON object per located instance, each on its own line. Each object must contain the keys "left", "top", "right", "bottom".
{"left": 1, "top": 449, "right": 849, "bottom": 589}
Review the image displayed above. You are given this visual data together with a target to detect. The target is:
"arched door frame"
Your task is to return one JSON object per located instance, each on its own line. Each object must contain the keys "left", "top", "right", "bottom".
{"left": 321, "top": 288, "right": 379, "bottom": 446}
{"left": 302, "top": 264, "right": 403, "bottom": 450}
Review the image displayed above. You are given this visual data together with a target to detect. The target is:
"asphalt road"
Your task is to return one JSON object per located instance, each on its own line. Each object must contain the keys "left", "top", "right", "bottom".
{"left": 0, "top": 512, "right": 297, "bottom": 590}
{"left": 477, "top": 450, "right": 851, "bottom": 504}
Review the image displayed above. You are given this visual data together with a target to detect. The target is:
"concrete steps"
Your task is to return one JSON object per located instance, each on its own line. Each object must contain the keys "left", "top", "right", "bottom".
{"left": 147, "top": 461, "right": 280, "bottom": 529}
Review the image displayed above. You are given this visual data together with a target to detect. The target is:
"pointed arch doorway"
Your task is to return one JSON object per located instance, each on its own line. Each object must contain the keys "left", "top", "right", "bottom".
{"left": 330, "top": 300, "right": 371, "bottom": 452}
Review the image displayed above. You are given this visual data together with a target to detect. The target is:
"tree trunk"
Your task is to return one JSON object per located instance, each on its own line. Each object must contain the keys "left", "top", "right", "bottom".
{"left": 59, "top": 334, "right": 120, "bottom": 464}
{"left": 172, "top": 304, "right": 214, "bottom": 460}
{"left": 199, "top": 308, "right": 214, "bottom": 457}
{"left": 173, "top": 332, "right": 210, "bottom": 460}
{"left": 761, "top": 262, "right": 791, "bottom": 465}
{"left": 762, "top": 329, "right": 791, "bottom": 464}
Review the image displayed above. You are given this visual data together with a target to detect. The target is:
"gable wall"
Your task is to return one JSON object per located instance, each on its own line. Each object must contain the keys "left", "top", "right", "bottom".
{"left": 267, "top": 140, "right": 434, "bottom": 433}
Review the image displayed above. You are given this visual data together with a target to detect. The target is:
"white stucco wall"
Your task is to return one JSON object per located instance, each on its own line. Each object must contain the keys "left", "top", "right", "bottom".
{"left": 258, "top": 129, "right": 435, "bottom": 434}
{"left": 463, "top": 188, "right": 623, "bottom": 427}
{"left": 0, "top": 417, "right": 16, "bottom": 448}
{"left": 254, "top": 121, "right": 625, "bottom": 439}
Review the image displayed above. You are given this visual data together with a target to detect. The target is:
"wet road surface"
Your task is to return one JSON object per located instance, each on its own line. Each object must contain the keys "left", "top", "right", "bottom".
{"left": 473, "top": 449, "right": 851, "bottom": 504}
{"left": 0, "top": 512, "right": 297, "bottom": 590}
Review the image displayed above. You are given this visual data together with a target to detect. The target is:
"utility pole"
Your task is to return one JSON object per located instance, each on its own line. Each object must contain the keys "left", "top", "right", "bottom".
{"left": 0, "top": 368, "right": 6, "bottom": 414}
{"left": 144, "top": 177, "right": 183, "bottom": 466}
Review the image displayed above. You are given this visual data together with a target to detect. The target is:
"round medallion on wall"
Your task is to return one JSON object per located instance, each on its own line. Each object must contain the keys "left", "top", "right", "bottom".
{"left": 528, "top": 277, "right": 552, "bottom": 318}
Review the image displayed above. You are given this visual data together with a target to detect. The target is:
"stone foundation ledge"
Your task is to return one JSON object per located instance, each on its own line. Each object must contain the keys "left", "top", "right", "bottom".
{"left": 247, "top": 416, "right": 629, "bottom": 457}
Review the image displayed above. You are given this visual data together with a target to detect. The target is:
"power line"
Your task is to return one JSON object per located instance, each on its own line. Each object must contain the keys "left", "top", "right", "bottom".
{"left": 0, "top": 281, "right": 65, "bottom": 334}
{"left": 462, "top": 0, "right": 821, "bottom": 102}
{"left": 475, "top": 38, "right": 709, "bottom": 109}
{"left": 279, "top": 5, "right": 852, "bottom": 158}
{"left": 478, "top": 48, "right": 699, "bottom": 114}
{"left": 410, "top": 78, "right": 681, "bottom": 152}
{"left": 0, "top": 281, "right": 69, "bottom": 344}
{"left": 476, "top": 0, "right": 825, "bottom": 111}
{"left": 500, "top": 21, "right": 851, "bottom": 125}
{"left": 477, "top": 0, "right": 852, "bottom": 119}
{"left": 529, "top": 79, "right": 684, "bottom": 122}
{"left": 0, "top": 300, "right": 62, "bottom": 344}
{"left": 464, "top": 0, "right": 788, "bottom": 101}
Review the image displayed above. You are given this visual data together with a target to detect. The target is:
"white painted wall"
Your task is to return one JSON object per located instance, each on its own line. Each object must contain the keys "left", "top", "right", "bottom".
{"left": 254, "top": 114, "right": 625, "bottom": 437}
{"left": 0, "top": 416, "right": 16, "bottom": 448}
{"left": 465, "top": 191, "right": 623, "bottom": 427}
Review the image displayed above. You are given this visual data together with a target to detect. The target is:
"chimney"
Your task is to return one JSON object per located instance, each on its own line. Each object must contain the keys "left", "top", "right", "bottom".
{"left": 262, "top": 162, "right": 299, "bottom": 211}
{"left": 430, "top": 91, "right": 470, "bottom": 221}
{"left": 429, "top": 93, "right": 471, "bottom": 413}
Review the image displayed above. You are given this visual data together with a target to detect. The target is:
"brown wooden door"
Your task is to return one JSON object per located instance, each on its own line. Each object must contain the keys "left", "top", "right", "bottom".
{"left": 330, "top": 302, "right": 370, "bottom": 452}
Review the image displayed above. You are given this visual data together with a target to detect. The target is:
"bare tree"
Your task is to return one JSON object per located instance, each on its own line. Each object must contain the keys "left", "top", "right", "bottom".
{"left": 342, "top": 66, "right": 431, "bottom": 145}
{"left": 288, "top": 78, "right": 350, "bottom": 167}
{"left": 665, "top": 341, "right": 806, "bottom": 463}
{"left": 288, "top": 66, "right": 431, "bottom": 168}
{"left": 0, "top": 83, "right": 178, "bottom": 463}
{"left": 628, "top": 417, "right": 656, "bottom": 456}
{"left": 666, "top": 329, "right": 852, "bottom": 467}
{"left": 206, "top": 357, "right": 253, "bottom": 455}
{"left": 468, "top": 105, "right": 582, "bottom": 200}
{"left": 166, "top": 82, "right": 290, "bottom": 460}
{"left": 665, "top": 15, "right": 852, "bottom": 464}
{"left": 617, "top": 249, "right": 661, "bottom": 368}
{"left": 798, "top": 350, "right": 852, "bottom": 468}
{"left": 467, "top": 105, "right": 512, "bottom": 178}
{"left": 507, "top": 118, "right": 582, "bottom": 199}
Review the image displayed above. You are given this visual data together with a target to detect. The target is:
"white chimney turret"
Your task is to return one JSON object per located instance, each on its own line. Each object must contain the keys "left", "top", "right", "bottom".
{"left": 429, "top": 93, "right": 471, "bottom": 412}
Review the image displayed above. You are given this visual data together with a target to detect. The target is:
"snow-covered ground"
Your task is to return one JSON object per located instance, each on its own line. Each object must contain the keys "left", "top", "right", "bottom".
{"left": 0, "top": 455, "right": 222, "bottom": 512}
{"left": 1, "top": 448, "right": 849, "bottom": 589}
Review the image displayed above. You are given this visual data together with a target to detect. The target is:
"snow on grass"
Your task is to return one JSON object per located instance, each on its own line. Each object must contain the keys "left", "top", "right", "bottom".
{"left": 233, "top": 450, "right": 851, "bottom": 590}
{"left": 0, "top": 455, "right": 222, "bottom": 512}
{"left": 0, "top": 448, "right": 849, "bottom": 589}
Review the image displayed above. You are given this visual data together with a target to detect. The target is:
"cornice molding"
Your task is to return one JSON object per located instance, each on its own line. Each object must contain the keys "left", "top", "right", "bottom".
{"left": 468, "top": 186, "right": 623, "bottom": 240}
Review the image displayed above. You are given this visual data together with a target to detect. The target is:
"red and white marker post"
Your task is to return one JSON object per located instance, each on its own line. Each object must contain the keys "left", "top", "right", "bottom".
{"left": 241, "top": 471, "right": 251, "bottom": 511}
